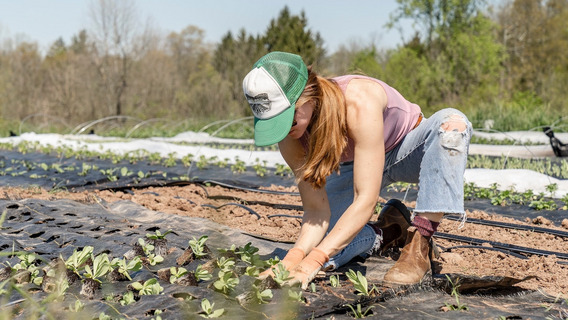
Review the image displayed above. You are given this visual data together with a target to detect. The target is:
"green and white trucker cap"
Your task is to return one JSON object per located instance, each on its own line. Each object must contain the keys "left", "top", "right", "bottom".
{"left": 243, "top": 51, "right": 308, "bottom": 146}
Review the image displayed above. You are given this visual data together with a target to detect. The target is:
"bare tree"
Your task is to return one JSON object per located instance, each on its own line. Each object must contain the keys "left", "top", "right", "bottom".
{"left": 87, "top": 0, "right": 152, "bottom": 117}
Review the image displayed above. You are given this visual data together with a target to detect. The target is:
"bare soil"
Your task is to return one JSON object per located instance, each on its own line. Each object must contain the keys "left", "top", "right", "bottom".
{"left": 2, "top": 184, "right": 567, "bottom": 297}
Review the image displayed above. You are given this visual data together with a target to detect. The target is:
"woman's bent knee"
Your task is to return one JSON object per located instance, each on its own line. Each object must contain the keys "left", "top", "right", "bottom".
{"left": 435, "top": 109, "right": 472, "bottom": 155}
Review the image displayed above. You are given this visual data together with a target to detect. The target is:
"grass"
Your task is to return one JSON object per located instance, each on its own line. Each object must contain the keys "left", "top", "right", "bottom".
{"left": 462, "top": 98, "right": 567, "bottom": 133}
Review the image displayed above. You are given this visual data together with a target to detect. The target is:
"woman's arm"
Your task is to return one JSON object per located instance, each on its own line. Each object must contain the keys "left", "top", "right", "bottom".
{"left": 314, "top": 79, "right": 387, "bottom": 257}
{"left": 278, "top": 135, "right": 330, "bottom": 254}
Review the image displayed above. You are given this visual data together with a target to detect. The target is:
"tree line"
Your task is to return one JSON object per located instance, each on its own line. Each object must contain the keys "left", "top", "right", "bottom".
{"left": 0, "top": 0, "right": 567, "bottom": 136}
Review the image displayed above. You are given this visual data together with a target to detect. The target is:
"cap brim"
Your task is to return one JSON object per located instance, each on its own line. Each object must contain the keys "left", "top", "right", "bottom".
{"left": 254, "top": 106, "right": 295, "bottom": 146}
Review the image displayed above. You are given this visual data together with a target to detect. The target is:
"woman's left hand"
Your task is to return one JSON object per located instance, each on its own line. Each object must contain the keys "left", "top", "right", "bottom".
{"left": 287, "top": 248, "right": 329, "bottom": 289}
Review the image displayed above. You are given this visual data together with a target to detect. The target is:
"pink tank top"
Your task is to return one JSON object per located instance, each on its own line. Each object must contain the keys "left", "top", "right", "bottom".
{"left": 300, "top": 75, "right": 421, "bottom": 162}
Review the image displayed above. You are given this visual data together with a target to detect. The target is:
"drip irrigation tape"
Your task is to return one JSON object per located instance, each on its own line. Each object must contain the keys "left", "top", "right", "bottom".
{"left": 267, "top": 214, "right": 303, "bottom": 219}
{"left": 438, "top": 245, "right": 528, "bottom": 260}
{"left": 241, "top": 231, "right": 295, "bottom": 244}
{"left": 434, "top": 232, "right": 568, "bottom": 260}
{"left": 200, "top": 202, "right": 261, "bottom": 219}
{"left": 173, "top": 196, "right": 196, "bottom": 205}
{"left": 446, "top": 214, "right": 568, "bottom": 238}
{"left": 207, "top": 195, "right": 303, "bottom": 211}
{"left": 142, "top": 191, "right": 160, "bottom": 196}
{"left": 201, "top": 180, "right": 300, "bottom": 196}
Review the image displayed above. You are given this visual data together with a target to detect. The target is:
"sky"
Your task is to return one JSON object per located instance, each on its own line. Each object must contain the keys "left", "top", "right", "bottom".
{"left": 0, "top": 0, "right": 418, "bottom": 53}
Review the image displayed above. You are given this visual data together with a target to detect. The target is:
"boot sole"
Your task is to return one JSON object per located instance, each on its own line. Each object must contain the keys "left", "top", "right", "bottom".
{"left": 381, "top": 268, "right": 433, "bottom": 287}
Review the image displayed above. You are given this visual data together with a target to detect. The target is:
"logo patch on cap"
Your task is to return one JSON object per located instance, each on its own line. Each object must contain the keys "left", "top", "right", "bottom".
{"left": 245, "top": 93, "right": 271, "bottom": 116}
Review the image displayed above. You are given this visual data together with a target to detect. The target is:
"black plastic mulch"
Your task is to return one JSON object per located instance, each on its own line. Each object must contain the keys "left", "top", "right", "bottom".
{"left": 0, "top": 149, "right": 296, "bottom": 192}
{"left": 2, "top": 148, "right": 567, "bottom": 225}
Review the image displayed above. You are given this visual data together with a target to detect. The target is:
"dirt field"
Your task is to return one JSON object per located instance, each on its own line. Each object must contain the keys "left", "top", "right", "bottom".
{"left": 2, "top": 183, "right": 567, "bottom": 298}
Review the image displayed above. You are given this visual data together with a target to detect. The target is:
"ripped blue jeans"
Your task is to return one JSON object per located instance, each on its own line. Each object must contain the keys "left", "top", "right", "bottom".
{"left": 324, "top": 108, "right": 473, "bottom": 270}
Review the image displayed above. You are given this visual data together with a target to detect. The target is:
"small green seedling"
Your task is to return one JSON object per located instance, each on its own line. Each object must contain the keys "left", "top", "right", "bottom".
{"left": 329, "top": 274, "right": 341, "bottom": 288}
{"left": 120, "top": 167, "right": 133, "bottom": 177}
{"left": 230, "top": 158, "right": 246, "bottom": 174}
{"left": 245, "top": 266, "right": 260, "bottom": 277}
{"left": 195, "top": 265, "right": 213, "bottom": 281}
{"left": 12, "top": 252, "right": 43, "bottom": 285}
{"left": 64, "top": 246, "right": 93, "bottom": 275}
{"left": 444, "top": 275, "right": 468, "bottom": 311}
{"left": 253, "top": 158, "right": 268, "bottom": 177}
{"left": 346, "top": 269, "right": 372, "bottom": 296}
{"left": 169, "top": 267, "right": 188, "bottom": 284}
{"left": 146, "top": 229, "right": 172, "bottom": 240}
{"left": 151, "top": 309, "right": 163, "bottom": 320}
{"left": 131, "top": 278, "right": 164, "bottom": 295}
{"left": 120, "top": 291, "right": 136, "bottom": 306}
{"left": 189, "top": 235, "right": 209, "bottom": 258}
{"left": 287, "top": 288, "right": 305, "bottom": 303}
{"left": 216, "top": 257, "right": 235, "bottom": 272}
{"left": 253, "top": 285, "right": 273, "bottom": 304}
{"left": 271, "top": 263, "right": 293, "bottom": 286}
{"left": 346, "top": 303, "right": 374, "bottom": 318}
{"left": 199, "top": 298, "right": 225, "bottom": 318}
{"left": 69, "top": 299, "right": 85, "bottom": 312}
{"left": 213, "top": 270, "right": 239, "bottom": 294}
{"left": 84, "top": 253, "right": 111, "bottom": 283}
{"left": 235, "top": 242, "right": 264, "bottom": 266}
{"left": 110, "top": 256, "right": 142, "bottom": 280}
{"left": 138, "top": 238, "right": 155, "bottom": 256}
{"left": 147, "top": 253, "right": 164, "bottom": 266}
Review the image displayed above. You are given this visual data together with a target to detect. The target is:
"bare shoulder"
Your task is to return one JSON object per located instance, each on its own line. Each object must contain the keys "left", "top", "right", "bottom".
{"left": 344, "top": 78, "right": 387, "bottom": 113}
{"left": 343, "top": 78, "right": 387, "bottom": 127}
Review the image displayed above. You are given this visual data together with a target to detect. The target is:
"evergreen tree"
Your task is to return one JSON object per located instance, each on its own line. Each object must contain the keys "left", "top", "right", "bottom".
{"left": 262, "top": 6, "right": 326, "bottom": 66}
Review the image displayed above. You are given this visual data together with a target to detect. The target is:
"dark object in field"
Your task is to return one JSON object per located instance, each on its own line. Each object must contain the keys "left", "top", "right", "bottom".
{"left": 148, "top": 238, "right": 168, "bottom": 257}
{"left": 80, "top": 278, "right": 100, "bottom": 299}
{"left": 157, "top": 267, "right": 198, "bottom": 285}
{"left": 543, "top": 126, "right": 568, "bottom": 157}
{"left": 0, "top": 266, "right": 12, "bottom": 281}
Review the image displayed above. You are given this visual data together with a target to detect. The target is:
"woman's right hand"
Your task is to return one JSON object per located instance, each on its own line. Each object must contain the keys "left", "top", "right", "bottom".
{"left": 258, "top": 247, "right": 305, "bottom": 279}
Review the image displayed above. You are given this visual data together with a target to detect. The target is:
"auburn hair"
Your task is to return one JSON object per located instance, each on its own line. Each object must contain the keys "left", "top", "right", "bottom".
{"left": 297, "top": 67, "right": 348, "bottom": 189}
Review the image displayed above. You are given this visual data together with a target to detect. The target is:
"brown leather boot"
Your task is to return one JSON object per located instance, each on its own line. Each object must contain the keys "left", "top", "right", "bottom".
{"left": 369, "top": 199, "right": 411, "bottom": 254}
{"left": 383, "top": 226, "right": 432, "bottom": 285}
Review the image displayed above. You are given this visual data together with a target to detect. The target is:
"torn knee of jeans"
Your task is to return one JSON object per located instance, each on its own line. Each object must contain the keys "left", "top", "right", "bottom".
{"left": 440, "top": 114, "right": 468, "bottom": 132}
{"left": 438, "top": 114, "right": 469, "bottom": 155}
